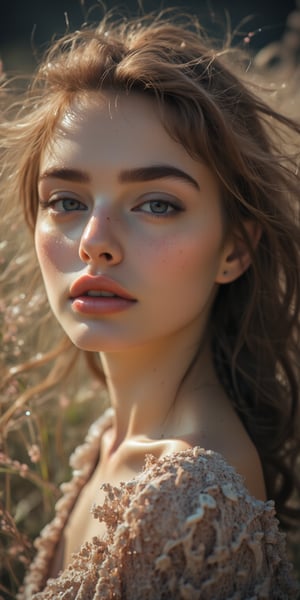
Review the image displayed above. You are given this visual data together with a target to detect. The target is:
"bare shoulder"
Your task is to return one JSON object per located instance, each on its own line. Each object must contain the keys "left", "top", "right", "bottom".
{"left": 219, "top": 433, "right": 267, "bottom": 501}
{"left": 205, "top": 402, "right": 267, "bottom": 501}
{"left": 163, "top": 417, "right": 267, "bottom": 502}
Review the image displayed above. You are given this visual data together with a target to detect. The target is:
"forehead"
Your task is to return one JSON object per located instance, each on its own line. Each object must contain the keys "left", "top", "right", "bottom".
{"left": 40, "top": 92, "right": 206, "bottom": 178}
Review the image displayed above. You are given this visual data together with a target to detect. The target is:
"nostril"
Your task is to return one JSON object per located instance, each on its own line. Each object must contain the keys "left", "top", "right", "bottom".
{"left": 100, "top": 251, "right": 113, "bottom": 261}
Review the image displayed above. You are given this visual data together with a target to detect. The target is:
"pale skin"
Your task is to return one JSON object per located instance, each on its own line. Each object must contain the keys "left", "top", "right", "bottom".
{"left": 35, "top": 92, "right": 266, "bottom": 572}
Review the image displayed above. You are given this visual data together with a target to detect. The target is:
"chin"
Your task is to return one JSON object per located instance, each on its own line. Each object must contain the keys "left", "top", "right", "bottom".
{"left": 61, "top": 322, "right": 129, "bottom": 353}
{"left": 66, "top": 330, "right": 110, "bottom": 352}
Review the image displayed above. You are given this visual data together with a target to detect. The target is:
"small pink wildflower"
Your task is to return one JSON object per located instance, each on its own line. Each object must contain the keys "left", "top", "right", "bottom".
{"left": 28, "top": 444, "right": 41, "bottom": 464}
{"left": 59, "top": 394, "right": 70, "bottom": 408}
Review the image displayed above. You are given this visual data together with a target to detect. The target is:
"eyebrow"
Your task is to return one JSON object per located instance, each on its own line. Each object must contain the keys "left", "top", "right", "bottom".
{"left": 39, "top": 168, "right": 90, "bottom": 183}
{"left": 119, "top": 165, "right": 200, "bottom": 190}
{"left": 38, "top": 164, "right": 200, "bottom": 190}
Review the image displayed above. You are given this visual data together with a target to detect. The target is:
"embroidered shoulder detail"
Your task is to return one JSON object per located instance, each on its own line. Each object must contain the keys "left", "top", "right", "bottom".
{"left": 22, "top": 444, "right": 298, "bottom": 599}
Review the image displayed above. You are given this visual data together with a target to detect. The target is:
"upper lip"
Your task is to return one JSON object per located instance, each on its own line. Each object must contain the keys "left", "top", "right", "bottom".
{"left": 69, "top": 275, "right": 136, "bottom": 300}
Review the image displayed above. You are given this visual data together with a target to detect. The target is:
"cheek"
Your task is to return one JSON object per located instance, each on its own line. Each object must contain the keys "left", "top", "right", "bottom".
{"left": 147, "top": 227, "right": 223, "bottom": 285}
{"left": 35, "top": 221, "right": 78, "bottom": 276}
{"left": 136, "top": 229, "right": 222, "bottom": 333}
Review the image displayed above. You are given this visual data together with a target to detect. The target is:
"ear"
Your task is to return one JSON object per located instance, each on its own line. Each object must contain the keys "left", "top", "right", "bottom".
{"left": 215, "top": 220, "right": 262, "bottom": 284}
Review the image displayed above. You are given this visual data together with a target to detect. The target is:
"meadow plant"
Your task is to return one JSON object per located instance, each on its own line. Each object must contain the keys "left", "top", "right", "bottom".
{"left": 0, "top": 248, "right": 104, "bottom": 597}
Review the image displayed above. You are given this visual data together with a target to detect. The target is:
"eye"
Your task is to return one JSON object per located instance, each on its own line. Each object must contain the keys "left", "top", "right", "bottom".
{"left": 57, "top": 198, "right": 87, "bottom": 212}
{"left": 135, "top": 198, "right": 182, "bottom": 216}
{"left": 40, "top": 196, "right": 87, "bottom": 213}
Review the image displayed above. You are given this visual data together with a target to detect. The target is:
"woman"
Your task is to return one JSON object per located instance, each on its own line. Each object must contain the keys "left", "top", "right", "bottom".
{"left": 1, "top": 11, "right": 299, "bottom": 599}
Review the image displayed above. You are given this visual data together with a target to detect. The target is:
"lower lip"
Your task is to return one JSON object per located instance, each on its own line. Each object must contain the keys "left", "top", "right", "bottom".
{"left": 70, "top": 295, "right": 136, "bottom": 315}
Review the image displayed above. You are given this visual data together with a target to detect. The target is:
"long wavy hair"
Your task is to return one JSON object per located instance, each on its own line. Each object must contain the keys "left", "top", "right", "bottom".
{"left": 1, "top": 11, "right": 300, "bottom": 528}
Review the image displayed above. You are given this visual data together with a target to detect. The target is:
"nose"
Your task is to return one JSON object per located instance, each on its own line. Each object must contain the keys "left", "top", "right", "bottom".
{"left": 79, "top": 212, "right": 123, "bottom": 266}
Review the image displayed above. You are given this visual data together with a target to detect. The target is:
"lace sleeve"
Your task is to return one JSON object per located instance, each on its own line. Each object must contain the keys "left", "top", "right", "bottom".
{"left": 31, "top": 447, "right": 298, "bottom": 599}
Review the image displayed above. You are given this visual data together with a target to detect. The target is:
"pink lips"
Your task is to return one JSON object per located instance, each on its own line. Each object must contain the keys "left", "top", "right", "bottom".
{"left": 69, "top": 275, "right": 136, "bottom": 315}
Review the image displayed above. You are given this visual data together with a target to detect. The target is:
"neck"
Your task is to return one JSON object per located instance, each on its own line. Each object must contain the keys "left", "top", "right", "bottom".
{"left": 100, "top": 326, "right": 218, "bottom": 449}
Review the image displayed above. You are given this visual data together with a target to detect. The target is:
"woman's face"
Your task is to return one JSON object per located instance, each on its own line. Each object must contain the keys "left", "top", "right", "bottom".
{"left": 36, "top": 92, "right": 231, "bottom": 352}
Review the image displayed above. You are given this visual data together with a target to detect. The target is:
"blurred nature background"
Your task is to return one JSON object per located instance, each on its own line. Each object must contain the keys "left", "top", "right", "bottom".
{"left": 0, "top": 0, "right": 297, "bottom": 72}
{"left": 0, "top": 1, "right": 300, "bottom": 599}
